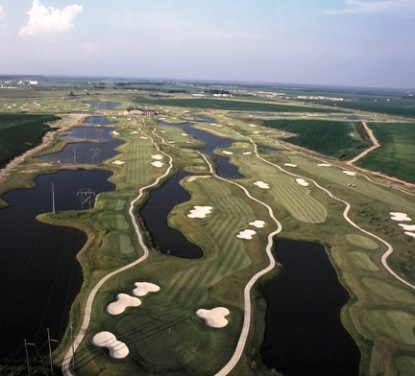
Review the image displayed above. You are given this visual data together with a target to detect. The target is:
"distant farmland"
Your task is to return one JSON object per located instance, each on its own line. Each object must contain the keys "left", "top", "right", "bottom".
{"left": 0, "top": 114, "right": 58, "bottom": 167}
{"left": 356, "top": 122, "right": 415, "bottom": 183}
{"left": 261, "top": 119, "right": 369, "bottom": 160}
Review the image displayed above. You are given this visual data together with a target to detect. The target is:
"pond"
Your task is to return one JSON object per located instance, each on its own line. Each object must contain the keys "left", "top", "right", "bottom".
{"left": 0, "top": 169, "right": 115, "bottom": 358}
{"left": 260, "top": 239, "right": 360, "bottom": 375}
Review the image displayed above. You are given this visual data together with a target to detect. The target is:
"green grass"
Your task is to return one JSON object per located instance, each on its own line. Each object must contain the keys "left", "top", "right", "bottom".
{"left": 135, "top": 97, "right": 339, "bottom": 113}
{"left": 260, "top": 119, "right": 369, "bottom": 159}
{"left": 356, "top": 122, "right": 415, "bottom": 183}
{"left": 0, "top": 113, "right": 58, "bottom": 166}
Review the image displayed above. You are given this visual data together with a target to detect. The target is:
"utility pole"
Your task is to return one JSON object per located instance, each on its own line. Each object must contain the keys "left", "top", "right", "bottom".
{"left": 47, "top": 328, "right": 54, "bottom": 376}
{"left": 24, "top": 339, "right": 31, "bottom": 376}
{"left": 89, "top": 147, "right": 102, "bottom": 164}
{"left": 52, "top": 183, "right": 55, "bottom": 214}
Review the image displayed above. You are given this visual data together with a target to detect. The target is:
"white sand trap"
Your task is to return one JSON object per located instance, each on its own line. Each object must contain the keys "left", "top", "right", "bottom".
{"left": 181, "top": 133, "right": 188, "bottom": 136}
{"left": 112, "top": 131, "right": 119, "bottom": 135}
{"left": 253, "top": 131, "right": 260, "bottom": 134}
{"left": 133, "top": 282, "right": 160, "bottom": 297}
{"left": 399, "top": 224, "right": 415, "bottom": 231}
{"left": 196, "top": 307, "right": 230, "bottom": 328}
{"left": 390, "top": 212, "right": 412, "bottom": 222}
{"left": 107, "top": 293, "right": 141, "bottom": 315}
{"left": 168, "top": 141, "right": 176, "bottom": 144}
{"left": 343, "top": 170, "right": 357, "bottom": 176}
{"left": 249, "top": 220, "right": 266, "bottom": 228}
{"left": 243, "top": 152, "right": 252, "bottom": 155}
{"left": 249, "top": 124, "right": 257, "bottom": 128}
{"left": 130, "top": 131, "right": 139, "bottom": 134}
{"left": 222, "top": 151, "right": 233, "bottom": 155}
{"left": 151, "top": 154, "right": 163, "bottom": 160}
{"left": 296, "top": 178, "right": 309, "bottom": 186}
{"left": 188, "top": 206, "right": 213, "bottom": 219}
{"left": 151, "top": 161, "right": 164, "bottom": 168}
{"left": 112, "top": 160, "right": 125, "bottom": 165}
{"left": 254, "top": 181, "right": 269, "bottom": 189}
{"left": 237, "top": 229, "right": 256, "bottom": 240}
{"left": 405, "top": 232, "right": 415, "bottom": 239}
{"left": 318, "top": 163, "right": 332, "bottom": 167}
{"left": 92, "top": 332, "right": 129, "bottom": 359}
{"left": 284, "top": 163, "right": 297, "bottom": 167}
{"left": 140, "top": 136, "right": 148, "bottom": 139}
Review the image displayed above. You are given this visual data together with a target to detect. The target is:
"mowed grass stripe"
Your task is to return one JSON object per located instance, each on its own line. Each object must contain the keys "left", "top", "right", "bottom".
{"left": 124, "top": 136, "right": 153, "bottom": 185}
{"left": 244, "top": 161, "right": 327, "bottom": 223}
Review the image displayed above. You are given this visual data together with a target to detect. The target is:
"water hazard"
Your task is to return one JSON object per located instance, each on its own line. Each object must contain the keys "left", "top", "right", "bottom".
{"left": 260, "top": 239, "right": 360, "bottom": 375}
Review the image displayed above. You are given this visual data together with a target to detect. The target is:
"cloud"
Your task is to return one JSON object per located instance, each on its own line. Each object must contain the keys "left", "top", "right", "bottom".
{"left": 0, "top": 6, "right": 4, "bottom": 21}
{"left": 20, "top": 0, "right": 83, "bottom": 36}
{"left": 325, "top": 0, "right": 415, "bottom": 16}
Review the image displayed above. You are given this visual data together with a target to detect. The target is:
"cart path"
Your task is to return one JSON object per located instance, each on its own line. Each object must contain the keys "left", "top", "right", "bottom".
{"left": 62, "top": 128, "right": 174, "bottom": 375}
{"left": 347, "top": 121, "right": 380, "bottom": 165}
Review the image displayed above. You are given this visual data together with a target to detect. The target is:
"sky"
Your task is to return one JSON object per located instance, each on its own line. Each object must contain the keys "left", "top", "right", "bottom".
{"left": 0, "top": 0, "right": 415, "bottom": 89}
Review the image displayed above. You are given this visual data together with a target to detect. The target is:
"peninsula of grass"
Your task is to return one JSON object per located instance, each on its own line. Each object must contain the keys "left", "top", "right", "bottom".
{"left": 0, "top": 113, "right": 58, "bottom": 167}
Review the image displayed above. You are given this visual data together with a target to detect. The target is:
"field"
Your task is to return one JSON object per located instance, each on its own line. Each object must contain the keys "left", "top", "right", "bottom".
{"left": 355, "top": 122, "right": 415, "bottom": 183}
{"left": 0, "top": 113, "right": 58, "bottom": 167}
{"left": 260, "top": 119, "right": 369, "bottom": 160}
{"left": 0, "top": 81, "right": 415, "bottom": 376}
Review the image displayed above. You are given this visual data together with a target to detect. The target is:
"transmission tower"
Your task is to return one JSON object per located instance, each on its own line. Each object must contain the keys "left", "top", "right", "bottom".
{"left": 77, "top": 188, "right": 96, "bottom": 209}
{"left": 89, "top": 147, "right": 102, "bottom": 164}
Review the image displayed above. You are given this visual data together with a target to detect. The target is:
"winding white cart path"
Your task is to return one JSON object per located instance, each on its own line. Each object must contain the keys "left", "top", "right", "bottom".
{"left": 62, "top": 129, "right": 173, "bottom": 375}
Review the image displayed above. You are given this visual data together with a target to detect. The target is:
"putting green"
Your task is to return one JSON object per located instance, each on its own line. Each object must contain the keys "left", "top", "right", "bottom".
{"left": 362, "top": 277, "right": 415, "bottom": 304}
{"left": 349, "top": 252, "right": 379, "bottom": 272}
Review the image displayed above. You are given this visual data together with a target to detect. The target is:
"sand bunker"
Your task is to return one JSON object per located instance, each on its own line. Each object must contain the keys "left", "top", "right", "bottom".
{"left": 343, "top": 170, "right": 357, "bottom": 176}
{"left": 112, "top": 160, "right": 125, "bottom": 165}
{"left": 112, "top": 131, "right": 120, "bottom": 135}
{"left": 390, "top": 212, "right": 412, "bottom": 222}
{"left": 243, "top": 152, "right": 252, "bottom": 155}
{"left": 399, "top": 224, "right": 415, "bottom": 231}
{"left": 284, "top": 163, "right": 297, "bottom": 167}
{"left": 405, "top": 232, "right": 415, "bottom": 239}
{"left": 222, "top": 151, "right": 234, "bottom": 155}
{"left": 133, "top": 282, "right": 160, "bottom": 297}
{"left": 249, "top": 124, "right": 257, "bottom": 128}
{"left": 187, "top": 206, "right": 213, "bottom": 219}
{"left": 140, "top": 136, "right": 148, "bottom": 139}
{"left": 92, "top": 332, "right": 129, "bottom": 359}
{"left": 196, "top": 307, "right": 230, "bottom": 328}
{"left": 254, "top": 181, "right": 269, "bottom": 189}
{"left": 249, "top": 220, "right": 266, "bottom": 228}
{"left": 318, "top": 163, "right": 332, "bottom": 167}
{"left": 151, "top": 154, "right": 163, "bottom": 160}
{"left": 296, "top": 178, "right": 309, "bottom": 186}
{"left": 151, "top": 161, "right": 164, "bottom": 168}
{"left": 107, "top": 293, "right": 141, "bottom": 315}
{"left": 237, "top": 229, "right": 256, "bottom": 240}
{"left": 130, "top": 131, "right": 139, "bottom": 134}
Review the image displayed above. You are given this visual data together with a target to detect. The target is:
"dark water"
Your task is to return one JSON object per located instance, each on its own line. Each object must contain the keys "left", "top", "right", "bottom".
{"left": 38, "top": 129, "right": 123, "bottom": 164}
{"left": 260, "top": 239, "right": 360, "bottom": 375}
{"left": 193, "top": 114, "right": 216, "bottom": 123}
{"left": 159, "top": 121, "right": 243, "bottom": 179}
{"left": 83, "top": 115, "right": 115, "bottom": 126}
{"left": 139, "top": 170, "right": 203, "bottom": 259}
{"left": 85, "top": 101, "right": 119, "bottom": 110}
{"left": 62, "top": 126, "right": 115, "bottom": 142}
{"left": 0, "top": 170, "right": 115, "bottom": 358}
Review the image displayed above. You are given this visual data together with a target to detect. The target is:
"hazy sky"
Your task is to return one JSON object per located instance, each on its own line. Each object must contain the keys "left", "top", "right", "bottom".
{"left": 1, "top": 0, "right": 415, "bottom": 89}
